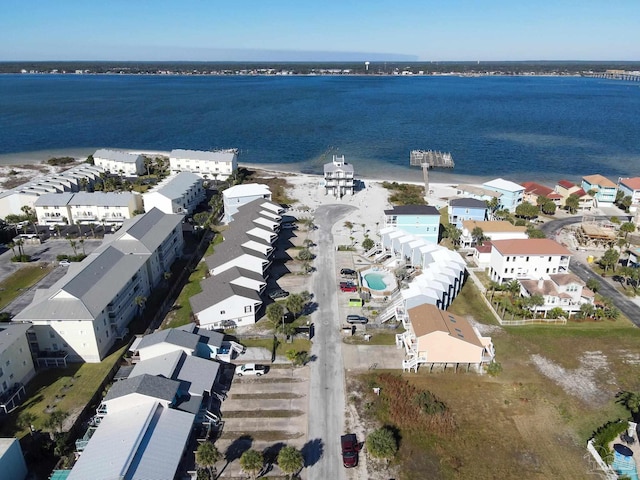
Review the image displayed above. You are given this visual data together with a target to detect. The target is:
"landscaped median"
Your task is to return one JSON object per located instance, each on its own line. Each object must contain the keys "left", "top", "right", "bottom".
{"left": 0, "top": 264, "right": 53, "bottom": 312}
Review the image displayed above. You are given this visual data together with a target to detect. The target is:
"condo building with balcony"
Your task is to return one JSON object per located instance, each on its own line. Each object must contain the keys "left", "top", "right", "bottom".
{"left": 13, "top": 208, "right": 184, "bottom": 363}
{"left": 324, "top": 155, "right": 354, "bottom": 197}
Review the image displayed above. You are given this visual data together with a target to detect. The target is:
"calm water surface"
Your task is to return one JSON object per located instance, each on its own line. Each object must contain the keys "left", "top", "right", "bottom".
{"left": 1, "top": 74, "right": 639, "bottom": 184}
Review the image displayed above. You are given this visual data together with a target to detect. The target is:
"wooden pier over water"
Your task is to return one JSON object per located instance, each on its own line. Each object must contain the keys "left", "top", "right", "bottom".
{"left": 410, "top": 150, "right": 455, "bottom": 194}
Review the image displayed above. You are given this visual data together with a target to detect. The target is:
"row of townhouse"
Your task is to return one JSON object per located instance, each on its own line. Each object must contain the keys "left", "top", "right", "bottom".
{"left": 34, "top": 191, "right": 142, "bottom": 226}
{"left": 65, "top": 324, "right": 227, "bottom": 480}
{"left": 191, "top": 185, "right": 285, "bottom": 329}
{"left": 93, "top": 148, "right": 238, "bottom": 180}
{"left": 0, "top": 164, "right": 104, "bottom": 218}
{"left": 13, "top": 208, "right": 185, "bottom": 363}
{"left": 371, "top": 226, "right": 495, "bottom": 372}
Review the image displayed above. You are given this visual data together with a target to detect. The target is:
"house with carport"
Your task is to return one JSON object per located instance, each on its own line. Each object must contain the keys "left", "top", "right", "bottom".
{"left": 581, "top": 174, "right": 617, "bottom": 206}
{"left": 618, "top": 177, "right": 640, "bottom": 205}
{"left": 482, "top": 178, "right": 524, "bottom": 212}
{"left": 448, "top": 198, "right": 487, "bottom": 229}
{"left": 396, "top": 303, "right": 494, "bottom": 372}
{"left": 383, "top": 205, "right": 441, "bottom": 243}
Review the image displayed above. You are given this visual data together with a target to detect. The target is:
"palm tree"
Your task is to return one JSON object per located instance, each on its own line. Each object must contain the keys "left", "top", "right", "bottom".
{"left": 195, "top": 441, "right": 220, "bottom": 479}
{"left": 344, "top": 221, "right": 354, "bottom": 233}
{"left": 79, "top": 238, "right": 85, "bottom": 256}
{"left": 240, "top": 449, "right": 264, "bottom": 479}
{"left": 285, "top": 293, "right": 305, "bottom": 318}
{"left": 266, "top": 302, "right": 285, "bottom": 332}
{"left": 277, "top": 446, "right": 303, "bottom": 479}
{"left": 15, "top": 239, "right": 25, "bottom": 258}
{"left": 616, "top": 391, "right": 640, "bottom": 421}
{"left": 68, "top": 238, "right": 78, "bottom": 257}
{"left": 7, "top": 241, "right": 16, "bottom": 257}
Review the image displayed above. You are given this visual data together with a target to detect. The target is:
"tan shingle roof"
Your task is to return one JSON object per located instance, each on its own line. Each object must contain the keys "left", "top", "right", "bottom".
{"left": 462, "top": 220, "right": 527, "bottom": 234}
{"left": 407, "top": 304, "right": 483, "bottom": 348}
{"left": 491, "top": 239, "right": 571, "bottom": 256}
{"left": 620, "top": 177, "right": 640, "bottom": 191}
{"left": 583, "top": 174, "right": 616, "bottom": 188}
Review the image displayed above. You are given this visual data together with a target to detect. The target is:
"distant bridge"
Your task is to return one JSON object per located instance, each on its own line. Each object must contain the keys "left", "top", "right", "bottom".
{"left": 587, "top": 71, "right": 640, "bottom": 82}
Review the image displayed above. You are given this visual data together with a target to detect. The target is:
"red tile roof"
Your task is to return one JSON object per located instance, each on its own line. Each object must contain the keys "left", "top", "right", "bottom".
{"left": 491, "top": 238, "right": 571, "bottom": 256}
{"left": 474, "top": 241, "right": 493, "bottom": 254}
{"left": 521, "top": 181, "right": 554, "bottom": 197}
{"left": 557, "top": 180, "right": 576, "bottom": 189}
{"left": 620, "top": 177, "right": 640, "bottom": 191}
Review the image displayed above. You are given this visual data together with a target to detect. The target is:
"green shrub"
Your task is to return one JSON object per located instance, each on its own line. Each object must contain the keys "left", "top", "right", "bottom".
{"left": 486, "top": 361, "right": 503, "bottom": 376}
{"left": 11, "top": 255, "right": 31, "bottom": 263}
{"left": 592, "top": 420, "right": 628, "bottom": 464}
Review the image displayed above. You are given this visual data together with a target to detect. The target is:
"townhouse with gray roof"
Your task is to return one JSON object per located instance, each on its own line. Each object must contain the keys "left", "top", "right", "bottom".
{"left": 170, "top": 148, "right": 238, "bottom": 181}
{"left": 190, "top": 267, "right": 265, "bottom": 329}
{"left": 68, "top": 322, "right": 228, "bottom": 480}
{"left": 13, "top": 208, "right": 184, "bottom": 362}
{"left": 0, "top": 324, "right": 36, "bottom": 412}
{"left": 93, "top": 149, "right": 144, "bottom": 176}
{"left": 222, "top": 183, "right": 273, "bottom": 223}
{"left": 0, "top": 164, "right": 104, "bottom": 218}
{"left": 34, "top": 191, "right": 142, "bottom": 226}
{"left": 142, "top": 171, "right": 205, "bottom": 215}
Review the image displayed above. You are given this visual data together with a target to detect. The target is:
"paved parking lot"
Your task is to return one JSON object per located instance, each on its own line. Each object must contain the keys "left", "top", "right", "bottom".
{"left": 216, "top": 365, "right": 309, "bottom": 478}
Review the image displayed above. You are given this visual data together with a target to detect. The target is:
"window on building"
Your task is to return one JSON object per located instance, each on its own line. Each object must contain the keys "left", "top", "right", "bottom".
{"left": 0, "top": 367, "right": 3, "bottom": 377}
{"left": 49, "top": 331, "right": 55, "bottom": 339}
{"left": 526, "top": 257, "right": 530, "bottom": 261}
{"left": 220, "top": 310, "right": 225, "bottom": 315}
{"left": 5, "top": 360, "right": 10, "bottom": 367}
{"left": 244, "top": 305, "right": 252, "bottom": 313}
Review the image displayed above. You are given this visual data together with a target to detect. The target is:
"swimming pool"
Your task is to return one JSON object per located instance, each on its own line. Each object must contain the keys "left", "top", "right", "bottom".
{"left": 364, "top": 273, "right": 387, "bottom": 291}
{"left": 613, "top": 444, "right": 639, "bottom": 480}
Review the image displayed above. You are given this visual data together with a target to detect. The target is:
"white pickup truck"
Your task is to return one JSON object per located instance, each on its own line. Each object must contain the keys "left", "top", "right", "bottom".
{"left": 235, "top": 363, "right": 267, "bottom": 377}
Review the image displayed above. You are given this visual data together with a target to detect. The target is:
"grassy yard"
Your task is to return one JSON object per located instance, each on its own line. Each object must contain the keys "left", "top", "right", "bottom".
{"left": 348, "top": 279, "right": 640, "bottom": 479}
{"left": 163, "top": 260, "right": 208, "bottom": 329}
{"left": 1, "top": 345, "right": 126, "bottom": 439}
{"left": 0, "top": 264, "right": 53, "bottom": 311}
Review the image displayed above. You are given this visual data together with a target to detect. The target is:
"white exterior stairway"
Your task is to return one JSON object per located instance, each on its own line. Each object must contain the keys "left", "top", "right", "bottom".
{"left": 402, "top": 356, "right": 427, "bottom": 372}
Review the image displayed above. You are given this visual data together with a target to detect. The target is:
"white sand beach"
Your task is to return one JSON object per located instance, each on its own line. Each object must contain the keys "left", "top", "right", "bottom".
{"left": 245, "top": 164, "right": 460, "bottom": 248}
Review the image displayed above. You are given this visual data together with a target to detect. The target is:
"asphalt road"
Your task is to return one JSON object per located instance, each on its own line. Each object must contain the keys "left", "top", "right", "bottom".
{"left": 540, "top": 215, "right": 640, "bottom": 327}
{"left": 306, "top": 204, "right": 356, "bottom": 480}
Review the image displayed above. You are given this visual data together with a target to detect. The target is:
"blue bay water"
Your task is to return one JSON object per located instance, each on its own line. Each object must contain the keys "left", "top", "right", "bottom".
{"left": 0, "top": 74, "right": 639, "bottom": 185}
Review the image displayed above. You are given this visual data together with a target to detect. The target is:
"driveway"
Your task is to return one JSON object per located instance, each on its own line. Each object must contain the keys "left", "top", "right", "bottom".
{"left": 216, "top": 366, "right": 309, "bottom": 478}
{"left": 306, "top": 204, "right": 356, "bottom": 480}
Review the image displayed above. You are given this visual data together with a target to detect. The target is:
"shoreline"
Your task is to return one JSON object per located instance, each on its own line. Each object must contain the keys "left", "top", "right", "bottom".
{"left": 0, "top": 147, "right": 556, "bottom": 188}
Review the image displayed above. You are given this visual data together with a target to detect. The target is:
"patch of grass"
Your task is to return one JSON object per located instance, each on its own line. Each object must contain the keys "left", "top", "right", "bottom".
{"left": 448, "top": 280, "right": 497, "bottom": 325}
{"left": 382, "top": 181, "right": 426, "bottom": 206}
{"left": 439, "top": 206, "right": 449, "bottom": 226}
{"left": 2, "top": 345, "right": 126, "bottom": 438}
{"left": 275, "top": 338, "right": 311, "bottom": 356}
{"left": 0, "top": 264, "right": 53, "bottom": 311}
{"left": 343, "top": 329, "right": 403, "bottom": 345}
{"left": 164, "top": 260, "right": 208, "bottom": 329}
{"left": 245, "top": 171, "right": 295, "bottom": 205}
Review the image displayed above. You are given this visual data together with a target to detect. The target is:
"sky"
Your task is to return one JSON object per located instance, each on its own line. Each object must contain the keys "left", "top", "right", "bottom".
{"left": 1, "top": 0, "right": 639, "bottom": 62}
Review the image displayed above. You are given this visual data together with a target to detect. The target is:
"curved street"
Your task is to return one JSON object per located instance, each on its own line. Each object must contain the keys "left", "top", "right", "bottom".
{"left": 540, "top": 215, "right": 640, "bottom": 327}
{"left": 306, "top": 203, "right": 356, "bottom": 480}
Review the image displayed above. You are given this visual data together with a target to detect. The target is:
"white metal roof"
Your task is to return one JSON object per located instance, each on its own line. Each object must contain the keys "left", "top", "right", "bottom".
{"left": 483, "top": 178, "right": 525, "bottom": 193}
{"left": 223, "top": 183, "right": 271, "bottom": 199}
{"left": 67, "top": 400, "right": 194, "bottom": 480}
